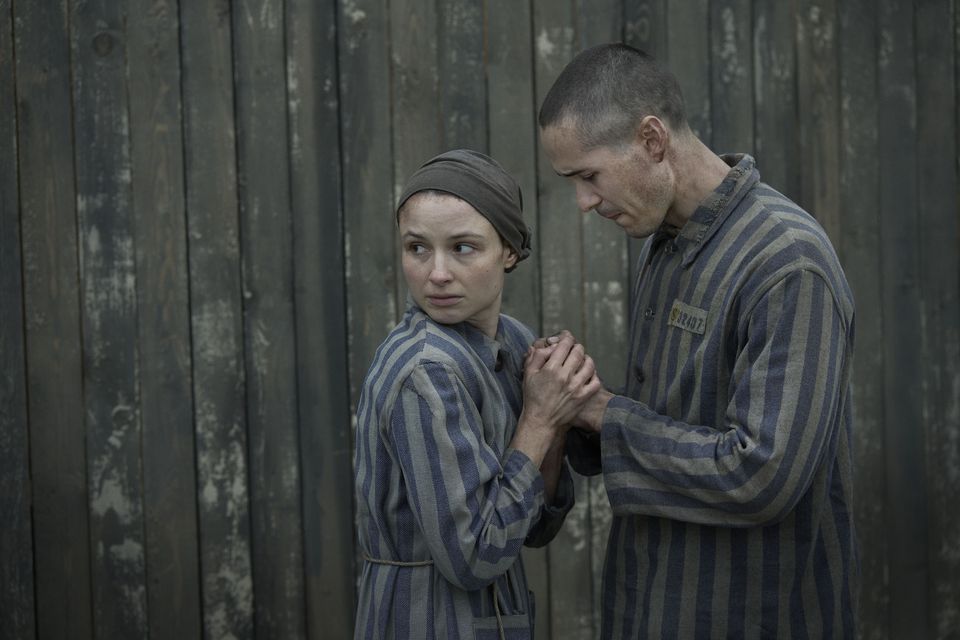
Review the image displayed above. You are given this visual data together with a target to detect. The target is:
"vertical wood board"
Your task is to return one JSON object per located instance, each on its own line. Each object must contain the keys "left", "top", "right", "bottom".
{"left": 0, "top": 1, "right": 35, "bottom": 636}
{"left": 709, "top": 0, "right": 754, "bottom": 156}
{"left": 126, "top": 1, "right": 202, "bottom": 636}
{"left": 796, "top": 0, "right": 842, "bottom": 243}
{"left": 339, "top": 0, "right": 397, "bottom": 408}
{"left": 14, "top": 0, "right": 93, "bottom": 635}
{"left": 180, "top": 1, "right": 255, "bottom": 636}
{"left": 232, "top": 0, "right": 305, "bottom": 635}
{"left": 752, "top": 0, "right": 799, "bottom": 200}
{"left": 438, "top": 0, "right": 486, "bottom": 150}
{"left": 287, "top": 0, "right": 356, "bottom": 636}
{"left": 667, "top": 0, "right": 711, "bottom": 144}
{"left": 877, "top": 1, "right": 927, "bottom": 636}
{"left": 915, "top": 0, "right": 960, "bottom": 634}
{"left": 488, "top": 0, "right": 542, "bottom": 333}
{"left": 70, "top": 0, "right": 148, "bottom": 635}
{"left": 837, "top": 1, "right": 887, "bottom": 636}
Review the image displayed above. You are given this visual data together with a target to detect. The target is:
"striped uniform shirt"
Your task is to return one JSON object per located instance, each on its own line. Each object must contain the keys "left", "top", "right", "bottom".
{"left": 354, "top": 304, "right": 574, "bottom": 639}
{"left": 574, "top": 154, "right": 858, "bottom": 638}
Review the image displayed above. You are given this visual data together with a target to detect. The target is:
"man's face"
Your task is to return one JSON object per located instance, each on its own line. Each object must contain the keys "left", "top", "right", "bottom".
{"left": 540, "top": 119, "right": 674, "bottom": 238}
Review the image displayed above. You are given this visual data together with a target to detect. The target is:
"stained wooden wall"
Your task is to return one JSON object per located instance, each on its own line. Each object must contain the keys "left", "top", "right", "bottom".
{"left": 1, "top": 0, "right": 958, "bottom": 639}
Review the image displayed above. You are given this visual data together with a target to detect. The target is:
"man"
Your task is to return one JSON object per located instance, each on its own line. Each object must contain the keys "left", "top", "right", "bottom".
{"left": 532, "top": 43, "right": 859, "bottom": 638}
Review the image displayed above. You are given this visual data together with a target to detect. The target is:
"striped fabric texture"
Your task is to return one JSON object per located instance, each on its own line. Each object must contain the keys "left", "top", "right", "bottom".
{"left": 354, "top": 306, "right": 573, "bottom": 639}
{"left": 579, "top": 154, "right": 859, "bottom": 638}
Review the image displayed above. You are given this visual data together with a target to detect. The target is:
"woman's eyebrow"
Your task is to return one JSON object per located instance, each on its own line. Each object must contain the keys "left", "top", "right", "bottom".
{"left": 402, "top": 230, "right": 486, "bottom": 241}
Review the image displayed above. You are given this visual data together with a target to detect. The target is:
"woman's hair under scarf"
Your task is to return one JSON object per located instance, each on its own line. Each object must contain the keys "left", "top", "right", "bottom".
{"left": 395, "top": 149, "right": 532, "bottom": 271}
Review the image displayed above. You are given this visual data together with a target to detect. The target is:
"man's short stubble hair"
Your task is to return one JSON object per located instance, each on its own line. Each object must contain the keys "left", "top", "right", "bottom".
{"left": 538, "top": 43, "right": 689, "bottom": 150}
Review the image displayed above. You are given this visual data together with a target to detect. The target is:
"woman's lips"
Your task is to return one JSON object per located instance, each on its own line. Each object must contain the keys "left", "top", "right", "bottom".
{"left": 426, "top": 295, "right": 462, "bottom": 307}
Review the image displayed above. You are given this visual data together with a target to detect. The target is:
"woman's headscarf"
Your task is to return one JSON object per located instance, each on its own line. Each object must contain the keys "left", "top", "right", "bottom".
{"left": 396, "top": 149, "right": 532, "bottom": 269}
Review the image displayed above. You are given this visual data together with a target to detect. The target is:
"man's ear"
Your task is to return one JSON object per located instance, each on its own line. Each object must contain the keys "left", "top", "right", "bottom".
{"left": 636, "top": 115, "right": 668, "bottom": 162}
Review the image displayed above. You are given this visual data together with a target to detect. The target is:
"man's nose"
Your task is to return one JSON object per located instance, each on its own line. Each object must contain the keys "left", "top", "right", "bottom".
{"left": 575, "top": 182, "right": 601, "bottom": 212}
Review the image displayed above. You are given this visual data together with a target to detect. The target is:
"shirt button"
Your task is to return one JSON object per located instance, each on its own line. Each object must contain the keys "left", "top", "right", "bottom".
{"left": 643, "top": 308, "right": 655, "bottom": 319}
{"left": 634, "top": 363, "right": 645, "bottom": 384}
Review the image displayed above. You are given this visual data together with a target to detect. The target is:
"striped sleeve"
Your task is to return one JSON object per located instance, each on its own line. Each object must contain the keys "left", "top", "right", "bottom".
{"left": 389, "top": 361, "right": 545, "bottom": 590}
{"left": 524, "top": 461, "right": 574, "bottom": 548}
{"left": 601, "top": 267, "right": 849, "bottom": 527}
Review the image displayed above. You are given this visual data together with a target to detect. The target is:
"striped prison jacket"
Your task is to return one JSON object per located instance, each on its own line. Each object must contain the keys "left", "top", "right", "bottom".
{"left": 354, "top": 305, "right": 574, "bottom": 639}
{"left": 570, "top": 154, "right": 859, "bottom": 639}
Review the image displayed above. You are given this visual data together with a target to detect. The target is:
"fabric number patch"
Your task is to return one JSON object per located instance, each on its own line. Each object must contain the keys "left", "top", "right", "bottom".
{"left": 668, "top": 300, "right": 707, "bottom": 335}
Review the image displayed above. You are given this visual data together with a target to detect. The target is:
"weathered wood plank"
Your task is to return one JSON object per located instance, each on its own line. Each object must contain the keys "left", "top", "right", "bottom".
{"left": 126, "top": 1, "right": 202, "bottom": 638}
{"left": 438, "top": 0, "right": 485, "bottom": 150}
{"left": 486, "top": 3, "right": 548, "bottom": 636}
{"left": 837, "top": 1, "right": 886, "bottom": 637}
{"left": 0, "top": 1, "right": 36, "bottom": 636}
{"left": 179, "top": 1, "right": 254, "bottom": 637}
{"left": 339, "top": 0, "right": 396, "bottom": 406}
{"left": 532, "top": 3, "right": 593, "bottom": 637}
{"left": 286, "top": 0, "right": 355, "bottom": 636}
{"left": 667, "top": 0, "right": 711, "bottom": 145}
{"left": 573, "top": 7, "right": 623, "bottom": 639}
{"left": 916, "top": 0, "right": 960, "bottom": 635}
{"left": 14, "top": 1, "right": 93, "bottom": 637}
{"left": 232, "top": 0, "right": 305, "bottom": 636}
{"left": 796, "top": 0, "right": 841, "bottom": 242}
{"left": 709, "top": 0, "right": 753, "bottom": 156}
{"left": 70, "top": 1, "right": 148, "bottom": 636}
{"left": 389, "top": 0, "right": 440, "bottom": 311}
{"left": 488, "top": 0, "right": 541, "bottom": 332}
{"left": 753, "top": 0, "right": 799, "bottom": 199}
{"left": 625, "top": 0, "right": 667, "bottom": 62}
{"left": 877, "top": 0, "right": 928, "bottom": 636}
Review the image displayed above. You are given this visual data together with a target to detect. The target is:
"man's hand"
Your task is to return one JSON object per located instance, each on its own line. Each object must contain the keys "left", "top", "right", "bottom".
{"left": 571, "top": 387, "right": 614, "bottom": 433}
{"left": 508, "top": 331, "right": 602, "bottom": 466}
{"left": 530, "top": 331, "right": 613, "bottom": 432}
{"left": 521, "top": 331, "right": 602, "bottom": 429}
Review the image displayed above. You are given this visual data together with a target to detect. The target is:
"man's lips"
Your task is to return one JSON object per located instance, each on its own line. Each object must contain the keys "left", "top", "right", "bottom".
{"left": 597, "top": 209, "right": 621, "bottom": 220}
{"left": 426, "top": 295, "right": 463, "bottom": 307}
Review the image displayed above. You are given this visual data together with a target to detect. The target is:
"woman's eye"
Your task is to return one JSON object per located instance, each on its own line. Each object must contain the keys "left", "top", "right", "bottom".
{"left": 454, "top": 243, "right": 476, "bottom": 255}
{"left": 406, "top": 243, "right": 427, "bottom": 255}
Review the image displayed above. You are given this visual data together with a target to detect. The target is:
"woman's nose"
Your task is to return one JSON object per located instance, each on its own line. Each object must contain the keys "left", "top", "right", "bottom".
{"left": 428, "top": 255, "right": 453, "bottom": 284}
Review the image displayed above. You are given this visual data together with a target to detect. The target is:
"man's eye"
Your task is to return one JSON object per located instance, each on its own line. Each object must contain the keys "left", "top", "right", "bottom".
{"left": 581, "top": 173, "right": 596, "bottom": 182}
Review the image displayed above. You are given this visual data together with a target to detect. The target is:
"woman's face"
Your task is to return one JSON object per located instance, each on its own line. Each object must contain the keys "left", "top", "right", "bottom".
{"left": 399, "top": 192, "right": 517, "bottom": 338}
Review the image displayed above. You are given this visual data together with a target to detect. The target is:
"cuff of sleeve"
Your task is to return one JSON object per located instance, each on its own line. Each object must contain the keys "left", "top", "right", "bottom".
{"left": 542, "top": 462, "right": 574, "bottom": 516}
{"left": 503, "top": 447, "right": 546, "bottom": 501}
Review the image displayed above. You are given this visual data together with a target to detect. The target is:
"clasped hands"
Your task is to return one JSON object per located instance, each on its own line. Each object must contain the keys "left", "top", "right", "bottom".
{"left": 520, "top": 330, "right": 612, "bottom": 435}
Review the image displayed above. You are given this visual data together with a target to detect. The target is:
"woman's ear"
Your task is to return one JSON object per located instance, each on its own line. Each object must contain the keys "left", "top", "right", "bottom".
{"left": 504, "top": 248, "right": 519, "bottom": 271}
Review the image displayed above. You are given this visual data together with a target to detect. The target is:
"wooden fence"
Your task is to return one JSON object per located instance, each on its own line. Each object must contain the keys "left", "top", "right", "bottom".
{"left": 1, "top": 0, "right": 958, "bottom": 638}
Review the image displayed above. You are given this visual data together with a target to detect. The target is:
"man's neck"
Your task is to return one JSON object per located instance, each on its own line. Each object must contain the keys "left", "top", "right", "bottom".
{"left": 666, "top": 136, "right": 732, "bottom": 227}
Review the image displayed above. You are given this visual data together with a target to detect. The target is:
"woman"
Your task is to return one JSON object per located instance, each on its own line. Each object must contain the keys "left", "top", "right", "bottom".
{"left": 354, "top": 149, "right": 600, "bottom": 639}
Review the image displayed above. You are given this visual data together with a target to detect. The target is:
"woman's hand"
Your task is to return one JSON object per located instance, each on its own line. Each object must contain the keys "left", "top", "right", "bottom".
{"left": 521, "top": 331, "right": 602, "bottom": 429}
